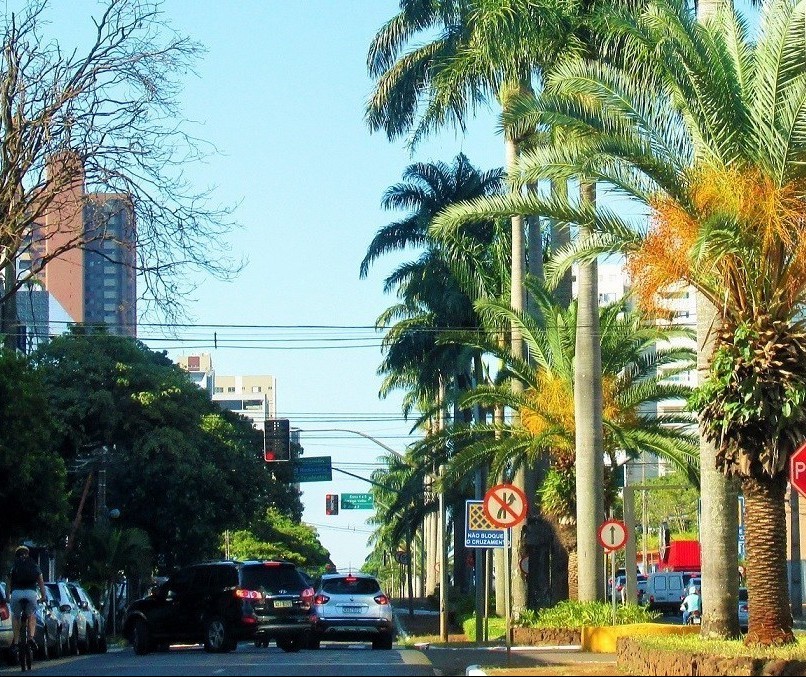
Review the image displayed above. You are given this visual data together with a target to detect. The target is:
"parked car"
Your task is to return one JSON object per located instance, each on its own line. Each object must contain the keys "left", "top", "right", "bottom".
{"left": 0, "top": 583, "right": 13, "bottom": 665}
{"left": 646, "top": 571, "right": 701, "bottom": 612}
{"left": 738, "top": 587, "right": 749, "bottom": 632}
{"left": 308, "top": 573, "right": 395, "bottom": 650}
{"left": 66, "top": 583, "right": 106, "bottom": 653}
{"left": 123, "top": 560, "right": 314, "bottom": 655}
{"left": 38, "top": 585, "right": 69, "bottom": 660}
{"left": 45, "top": 581, "right": 86, "bottom": 655}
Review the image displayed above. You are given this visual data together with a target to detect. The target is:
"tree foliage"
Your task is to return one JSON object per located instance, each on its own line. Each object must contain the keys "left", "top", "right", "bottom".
{"left": 226, "top": 508, "right": 331, "bottom": 574}
{"left": 0, "top": 349, "right": 67, "bottom": 550}
{"left": 32, "top": 327, "right": 302, "bottom": 571}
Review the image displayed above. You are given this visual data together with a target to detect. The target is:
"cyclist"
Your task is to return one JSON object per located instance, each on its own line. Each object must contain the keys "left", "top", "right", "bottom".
{"left": 7, "top": 546, "right": 47, "bottom": 655}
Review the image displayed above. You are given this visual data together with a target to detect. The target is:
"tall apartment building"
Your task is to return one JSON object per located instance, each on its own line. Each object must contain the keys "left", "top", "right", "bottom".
{"left": 176, "top": 353, "right": 215, "bottom": 398}
{"left": 22, "top": 153, "right": 137, "bottom": 338}
{"left": 212, "top": 374, "right": 277, "bottom": 434}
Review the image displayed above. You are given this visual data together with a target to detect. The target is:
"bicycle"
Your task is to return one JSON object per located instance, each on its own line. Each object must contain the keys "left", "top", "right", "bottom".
{"left": 17, "top": 598, "right": 34, "bottom": 672}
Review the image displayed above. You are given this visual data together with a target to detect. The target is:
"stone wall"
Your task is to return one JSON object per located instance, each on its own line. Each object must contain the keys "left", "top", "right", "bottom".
{"left": 512, "top": 627, "right": 581, "bottom": 645}
{"left": 617, "top": 637, "right": 806, "bottom": 675}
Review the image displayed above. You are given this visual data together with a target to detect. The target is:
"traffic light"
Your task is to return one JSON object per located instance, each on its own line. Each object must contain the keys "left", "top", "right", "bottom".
{"left": 325, "top": 494, "right": 339, "bottom": 515}
{"left": 264, "top": 418, "right": 290, "bottom": 462}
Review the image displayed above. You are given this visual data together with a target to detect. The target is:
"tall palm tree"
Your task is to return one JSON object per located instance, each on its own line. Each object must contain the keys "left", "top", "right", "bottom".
{"left": 434, "top": 0, "right": 806, "bottom": 645}
{"left": 367, "top": 0, "right": 580, "bottom": 609}
{"left": 415, "top": 280, "right": 699, "bottom": 597}
{"left": 363, "top": 154, "right": 506, "bottom": 595}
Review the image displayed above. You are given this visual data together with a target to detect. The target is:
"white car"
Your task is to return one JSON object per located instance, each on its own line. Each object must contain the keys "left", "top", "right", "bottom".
{"left": 309, "top": 573, "right": 395, "bottom": 650}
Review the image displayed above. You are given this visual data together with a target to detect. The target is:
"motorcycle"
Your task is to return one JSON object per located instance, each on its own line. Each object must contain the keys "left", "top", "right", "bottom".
{"left": 684, "top": 609, "right": 702, "bottom": 625}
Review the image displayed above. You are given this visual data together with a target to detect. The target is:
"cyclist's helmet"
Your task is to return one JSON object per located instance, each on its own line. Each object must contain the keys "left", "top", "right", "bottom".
{"left": 15, "top": 545, "right": 29, "bottom": 557}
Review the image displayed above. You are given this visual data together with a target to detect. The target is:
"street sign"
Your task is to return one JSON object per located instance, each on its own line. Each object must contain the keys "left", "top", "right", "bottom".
{"left": 293, "top": 456, "right": 332, "bottom": 483}
{"left": 598, "top": 519, "right": 628, "bottom": 552}
{"left": 790, "top": 441, "right": 806, "bottom": 498}
{"left": 738, "top": 525, "right": 746, "bottom": 558}
{"left": 341, "top": 493, "right": 374, "bottom": 510}
{"left": 483, "top": 483, "right": 528, "bottom": 529}
{"left": 465, "top": 500, "right": 506, "bottom": 548}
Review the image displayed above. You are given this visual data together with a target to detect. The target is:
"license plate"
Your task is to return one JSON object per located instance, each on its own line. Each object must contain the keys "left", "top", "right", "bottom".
{"left": 341, "top": 606, "right": 361, "bottom": 614}
{"left": 274, "top": 600, "right": 292, "bottom": 608}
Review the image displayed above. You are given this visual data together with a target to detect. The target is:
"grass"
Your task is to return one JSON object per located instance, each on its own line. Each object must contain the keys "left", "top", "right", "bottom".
{"left": 638, "top": 633, "right": 806, "bottom": 660}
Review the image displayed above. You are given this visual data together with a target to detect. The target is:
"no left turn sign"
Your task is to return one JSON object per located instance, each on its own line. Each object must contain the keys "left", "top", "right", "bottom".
{"left": 483, "top": 483, "right": 528, "bottom": 529}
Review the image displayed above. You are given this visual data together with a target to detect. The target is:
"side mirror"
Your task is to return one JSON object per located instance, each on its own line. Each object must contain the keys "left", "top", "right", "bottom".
{"left": 59, "top": 603, "right": 72, "bottom": 614}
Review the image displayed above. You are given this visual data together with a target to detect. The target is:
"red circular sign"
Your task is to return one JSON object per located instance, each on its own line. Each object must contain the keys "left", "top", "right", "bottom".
{"left": 597, "top": 519, "right": 628, "bottom": 552}
{"left": 483, "top": 483, "right": 528, "bottom": 528}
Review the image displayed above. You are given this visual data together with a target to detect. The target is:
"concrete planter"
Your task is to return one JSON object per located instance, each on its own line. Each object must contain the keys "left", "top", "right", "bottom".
{"left": 617, "top": 636, "right": 806, "bottom": 675}
{"left": 512, "top": 627, "right": 581, "bottom": 646}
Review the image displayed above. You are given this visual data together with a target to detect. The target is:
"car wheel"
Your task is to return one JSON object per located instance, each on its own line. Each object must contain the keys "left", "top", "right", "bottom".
{"left": 132, "top": 619, "right": 150, "bottom": 656}
{"left": 39, "top": 631, "right": 49, "bottom": 660}
{"left": 203, "top": 617, "right": 229, "bottom": 653}
{"left": 277, "top": 634, "right": 305, "bottom": 653}
{"left": 307, "top": 634, "right": 321, "bottom": 650}
{"left": 372, "top": 634, "right": 394, "bottom": 650}
{"left": 69, "top": 625, "right": 79, "bottom": 655}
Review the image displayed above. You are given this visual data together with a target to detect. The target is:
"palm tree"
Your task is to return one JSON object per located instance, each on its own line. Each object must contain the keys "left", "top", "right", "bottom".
{"left": 434, "top": 0, "right": 806, "bottom": 645}
{"left": 363, "top": 154, "right": 506, "bottom": 596}
{"left": 416, "top": 280, "right": 699, "bottom": 597}
{"left": 367, "top": 0, "right": 583, "bottom": 609}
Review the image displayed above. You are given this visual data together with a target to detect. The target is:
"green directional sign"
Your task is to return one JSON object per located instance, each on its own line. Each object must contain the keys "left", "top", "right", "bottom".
{"left": 340, "top": 493, "right": 374, "bottom": 510}
{"left": 293, "top": 456, "right": 332, "bottom": 483}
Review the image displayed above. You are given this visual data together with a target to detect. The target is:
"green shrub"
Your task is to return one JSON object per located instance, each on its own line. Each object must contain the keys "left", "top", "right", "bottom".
{"left": 515, "top": 600, "right": 661, "bottom": 628}
{"left": 462, "top": 613, "right": 507, "bottom": 641}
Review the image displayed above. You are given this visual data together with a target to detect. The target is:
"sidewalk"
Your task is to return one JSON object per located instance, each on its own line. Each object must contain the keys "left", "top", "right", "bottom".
{"left": 393, "top": 600, "right": 618, "bottom": 677}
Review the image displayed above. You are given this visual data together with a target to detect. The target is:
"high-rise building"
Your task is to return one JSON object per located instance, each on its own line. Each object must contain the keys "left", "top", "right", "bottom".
{"left": 25, "top": 153, "right": 137, "bottom": 337}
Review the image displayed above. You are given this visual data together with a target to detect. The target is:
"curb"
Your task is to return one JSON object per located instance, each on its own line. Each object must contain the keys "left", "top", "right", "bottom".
{"left": 466, "top": 666, "right": 487, "bottom": 676}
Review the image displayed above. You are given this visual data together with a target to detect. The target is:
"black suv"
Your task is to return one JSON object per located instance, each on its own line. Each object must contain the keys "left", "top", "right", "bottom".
{"left": 123, "top": 560, "right": 314, "bottom": 654}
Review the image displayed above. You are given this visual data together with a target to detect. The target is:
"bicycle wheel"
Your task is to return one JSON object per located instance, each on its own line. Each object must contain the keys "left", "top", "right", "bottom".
{"left": 19, "top": 615, "right": 29, "bottom": 672}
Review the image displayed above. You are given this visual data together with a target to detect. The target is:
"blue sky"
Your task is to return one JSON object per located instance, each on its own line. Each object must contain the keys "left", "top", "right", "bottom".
{"left": 40, "top": 0, "right": 506, "bottom": 571}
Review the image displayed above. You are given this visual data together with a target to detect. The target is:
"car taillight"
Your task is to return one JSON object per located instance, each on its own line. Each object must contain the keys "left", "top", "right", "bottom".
{"left": 263, "top": 561, "right": 281, "bottom": 567}
{"left": 0, "top": 603, "right": 8, "bottom": 621}
{"left": 649, "top": 595, "right": 655, "bottom": 603}
{"left": 374, "top": 594, "right": 390, "bottom": 605}
{"left": 740, "top": 604, "right": 748, "bottom": 612}
{"left": 235, "top": 588, "right": 263, "bottom": 600}
{"left": 314, "top": 594, "right": 330, "bottom": 605}
{"left": 301, "top": 587, "right": 315, "bottom": 607}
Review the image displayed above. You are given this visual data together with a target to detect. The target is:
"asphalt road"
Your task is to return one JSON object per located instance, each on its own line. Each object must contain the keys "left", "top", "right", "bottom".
{"left": 0, "top": 643, "right": 437, "bottom": 676}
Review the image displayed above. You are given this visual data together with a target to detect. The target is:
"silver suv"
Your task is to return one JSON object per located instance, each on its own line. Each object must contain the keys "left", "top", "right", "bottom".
{"left": 309, "top": 573, "right": 394, "bottom": 650}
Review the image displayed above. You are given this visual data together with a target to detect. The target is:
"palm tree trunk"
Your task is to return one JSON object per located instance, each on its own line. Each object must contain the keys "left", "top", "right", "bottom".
{"left": 697, "top": 294, "right": 740, "bottom": 638}
{"left": 567, "top": 548, "right": 579, "bottom": 601}
{"left": 742, "top": 474, "right": 794, "bottom": 646}
{"left": 574, "top": 180, "right": 605, "bottom": 601}
{"left": 506, "top": 136, "right": 529, "bottom": 613}
{"left": 550, "top": 178, "right": 572, "bottom": 309}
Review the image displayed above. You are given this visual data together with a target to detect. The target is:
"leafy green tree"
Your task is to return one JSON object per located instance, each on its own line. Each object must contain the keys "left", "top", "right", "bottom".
{"left": 642, "top": 470, "right": 700, "bottom": 536}
{"left": 33, "top": 328, "right": 301, "bottom": 570}
{"left": 227, "top": 508, "right": 330, "bottom": 573}
{"left": 0, "top": 349, "right": 68, "bottom": 550}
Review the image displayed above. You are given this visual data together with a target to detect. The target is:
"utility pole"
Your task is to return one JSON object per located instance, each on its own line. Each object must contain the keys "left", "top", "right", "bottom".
{"left": 96, "top": 446, "right": 109, "bottom": 524}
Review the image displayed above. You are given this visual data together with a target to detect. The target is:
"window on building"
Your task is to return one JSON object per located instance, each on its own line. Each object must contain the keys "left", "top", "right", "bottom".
{"left": 103, "top": 278, "right": 117, "bottom": 287}
{"left": 252, "top": 386, "right": 262, "bottom": 393}
{"left": 214, "top": 387, "right": 223, "bottom": 394}
{"left": 103, "top": 290, "right": 116, "bottom": 299}
{"left": 227, "top": 387, "right": 236, "bottom": 393}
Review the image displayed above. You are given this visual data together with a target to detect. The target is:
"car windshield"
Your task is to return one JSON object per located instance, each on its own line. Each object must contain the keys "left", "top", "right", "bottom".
{"left": 738, "top": 588, "right": 748, "bottom": 602}
{"left": 241, "top": 565, "right": 304, "bottom": 594}
{"left": 321, "top": 577, "right": 381, "bottom": 595}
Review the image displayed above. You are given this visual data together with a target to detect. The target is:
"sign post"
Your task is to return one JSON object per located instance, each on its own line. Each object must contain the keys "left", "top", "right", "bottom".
{"left": 483, "top": 484, "right": 528, "bottom": 654}
{"left": 598, "top": 519, "right": 628, "bottom": 625}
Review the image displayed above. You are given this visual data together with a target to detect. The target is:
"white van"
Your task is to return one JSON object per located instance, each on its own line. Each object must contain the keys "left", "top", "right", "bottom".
{"left": 646, "top": 571, "right": 700, "bottom": 612}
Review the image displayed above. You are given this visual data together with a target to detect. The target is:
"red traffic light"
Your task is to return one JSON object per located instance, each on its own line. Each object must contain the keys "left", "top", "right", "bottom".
{"left": 325, "top": 494, "right": 339, "bottom": 515}
{"left": 264, "top": 449, "right": 277, "bottom": 462}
